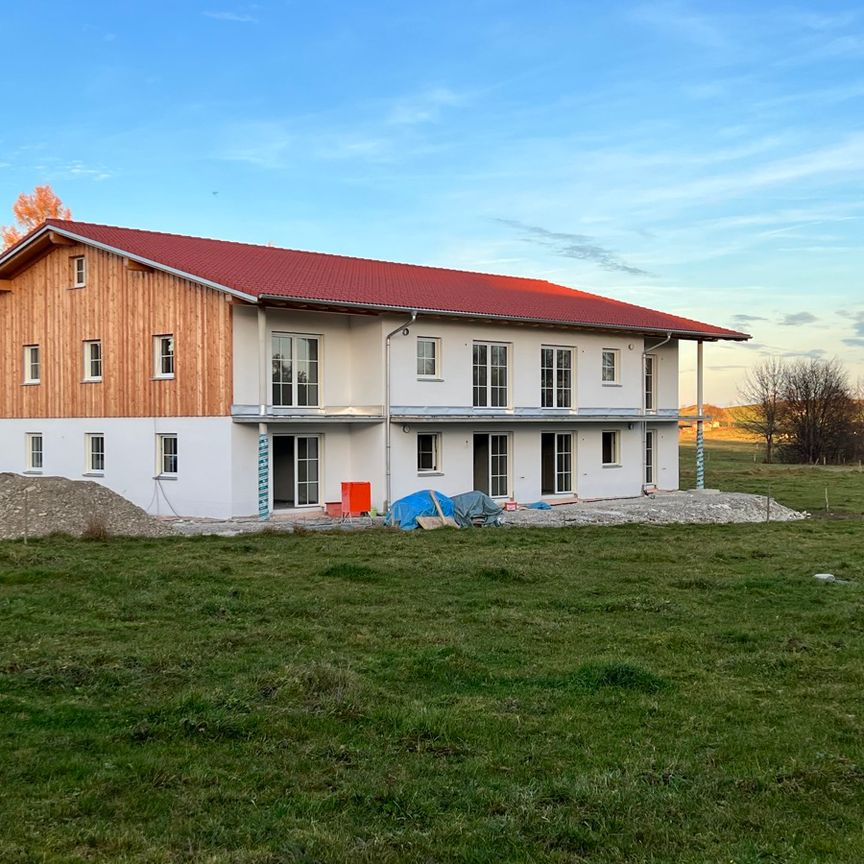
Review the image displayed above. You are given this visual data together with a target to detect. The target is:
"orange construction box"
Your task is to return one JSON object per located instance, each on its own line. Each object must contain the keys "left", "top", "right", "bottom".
{"left": 341, "top": 482, "right": 371, "bottom": 516}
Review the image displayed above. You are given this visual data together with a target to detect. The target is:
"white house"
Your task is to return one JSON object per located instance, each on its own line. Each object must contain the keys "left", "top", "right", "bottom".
{"left": 0, "top": 220, "right": 748, "bottom": 518}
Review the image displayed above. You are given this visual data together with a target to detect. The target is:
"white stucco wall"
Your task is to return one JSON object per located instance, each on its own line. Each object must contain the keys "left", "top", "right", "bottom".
{"left": 0, "top": 417, "right": 238, "bottom": 518}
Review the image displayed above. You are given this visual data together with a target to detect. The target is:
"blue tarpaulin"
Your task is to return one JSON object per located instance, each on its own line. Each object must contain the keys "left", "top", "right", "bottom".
{"left": 386, "top": 490, "right": 456, "bottom": 531}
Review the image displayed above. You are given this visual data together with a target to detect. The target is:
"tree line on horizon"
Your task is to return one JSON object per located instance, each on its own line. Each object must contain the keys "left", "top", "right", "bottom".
{"left": 738, "top": 356, "right": 863, "bottom": 465}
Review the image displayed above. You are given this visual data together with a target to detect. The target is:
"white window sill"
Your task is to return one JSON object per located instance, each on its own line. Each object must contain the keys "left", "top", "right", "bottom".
{"left": 23, "top": 469, "right": 43, "bottom": 475}
{"left": 417, "top": 376, "right": 444, "bottom": 382}
{"left": 152, "top": 375, "right": 175, "bottom": 381}
{"left": 155, "top": 474, "right": 178, "bottom": 481}
{"left": 83, "top": 472, "right": 104, "bottom": 478}
{"left": 602, "top": 463, "right": 622, "bottom": 469}
{"left": 22, "top": 381, "right": 41, "bottom": 386}
{"left": 417, "top": 471, "right": 444, "bottom": 477}
{"left": 602, "top": 382, "right": 622, "bottom": 387}
{"left": 82, "top": 379, "right": 103, "bottom": 384}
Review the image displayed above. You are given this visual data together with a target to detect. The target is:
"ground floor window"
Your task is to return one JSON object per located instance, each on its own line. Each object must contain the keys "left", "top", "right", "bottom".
{"left": 645, "top": 429, "right": 656, "bottom": 485}
{"left": 602, "top": 430, "right": 620, "bottom": 466}
{"left": 417, "top": 433, "right": 440, "bottom": 473}
{"left": 25, "top": 433, "right": 43, "bottom": 471}
{"left": 541, "top": 432, "right": 574, "bottom": 494}
{"left": 85, "top": 433, "right": 105, "bottom": 473}
{"left": 157, "top": 434, "right": 178, "bottom": 476}
{"left": 473, "top": 433, "right": 509, "bottom": 497}
{"left": 272, "top": 434, "right": 320, "bottom": 507}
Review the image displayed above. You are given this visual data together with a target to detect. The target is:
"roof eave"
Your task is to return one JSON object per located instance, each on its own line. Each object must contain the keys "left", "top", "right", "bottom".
{"left": 255, "top": 294, "right": 751, "bottom": 342}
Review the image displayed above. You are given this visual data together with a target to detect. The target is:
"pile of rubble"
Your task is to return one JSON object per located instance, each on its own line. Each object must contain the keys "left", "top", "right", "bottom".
{"left": 0, "top": 473, "right": 172, "bottom": 539}
{"left": 504, "top": 490, "right": 805, "bottom": 527}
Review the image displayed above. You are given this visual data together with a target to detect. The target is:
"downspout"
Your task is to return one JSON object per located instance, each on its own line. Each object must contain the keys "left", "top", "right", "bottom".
{"left": 642, "top": 331, "right": 672, "bottom": 492}
{"left": 384, "top": 311, "right": 418, "bottom": 513}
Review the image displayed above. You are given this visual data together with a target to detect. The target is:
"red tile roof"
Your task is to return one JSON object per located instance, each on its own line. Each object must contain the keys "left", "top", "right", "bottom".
{"left": 5, "top": 219, "right": 748, "bottom": 340}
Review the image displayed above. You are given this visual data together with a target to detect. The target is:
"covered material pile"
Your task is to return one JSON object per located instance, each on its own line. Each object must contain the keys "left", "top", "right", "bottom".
{"left": 387, "top": 490, "right": 503, "bottom": 530}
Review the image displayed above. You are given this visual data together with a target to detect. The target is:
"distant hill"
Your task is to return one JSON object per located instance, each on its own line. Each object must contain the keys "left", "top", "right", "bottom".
{"left": 679, "top": 404, "right": 759, "bottom": 441}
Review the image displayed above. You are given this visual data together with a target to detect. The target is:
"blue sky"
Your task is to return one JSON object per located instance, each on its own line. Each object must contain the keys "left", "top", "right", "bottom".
{"left": 3, "top": 1, "right": 864, "bottom": 404}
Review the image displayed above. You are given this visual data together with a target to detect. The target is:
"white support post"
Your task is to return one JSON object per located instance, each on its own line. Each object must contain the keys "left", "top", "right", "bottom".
{"left": 257, "top": 306, "right": 268, "bottom": 416}
{"left": 696, "top": 340, "right": 705, "bottom": 489}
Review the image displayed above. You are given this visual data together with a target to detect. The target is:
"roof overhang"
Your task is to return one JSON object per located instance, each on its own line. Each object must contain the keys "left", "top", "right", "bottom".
{"left": 255, "top": 294, "right": 751, "bottom": 342}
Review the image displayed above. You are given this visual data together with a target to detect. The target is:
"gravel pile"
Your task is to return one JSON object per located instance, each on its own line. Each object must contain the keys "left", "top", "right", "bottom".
{"left": 0, "top": 473, "right": 173, "bottom": 539}
{"left": 504, "top": 490, "right": 806, "bottom": 527}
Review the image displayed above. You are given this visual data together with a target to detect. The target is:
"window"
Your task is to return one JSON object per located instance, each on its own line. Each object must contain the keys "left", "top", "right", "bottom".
{"left": 25, "top": 433, "right": 43, "bottom": 471}
{"left": 272, "top": 334, "right": 320, "bottom": 407}
{"left": 157, "top": 434, "right": 178, "bottom": 476}
{"left": 541, "top": 347, "right": 573, "bottom": 408}
{"left": 601, "top": 349, "right": 619, "bottom": 384}
{"left": 83, "top": 340, "right": 102, "bottom": 382}
{"left": 417, "top": 433, "right": 440, "bottom": 473}
{"left": 645, "top": 430, "right": 656, "bottom": 485}
{"left": 644, "top": 354, "right": 656, "bottom": 413}
{"left": 473, "top": 342, "right": 508, "bottom": 407}
{"left": 602, "top": 430, "right": 620, "bottom": 466}
{"left": 72, "top": 256, "right": 86, "bottom": 288}
{"left": 154, "top": 335, "right": 175, "bottom": 378}
{"left": 416, "top": 337, "right": 440, "bottom": 378}
{"left": 85, "top": 433, "right": 105, "bottom": 473}
{"left": 23, "top": 345, "right": 40, "bottom": 384}
{"left": 541, "top": 432, "right": 574, "bottom": 494}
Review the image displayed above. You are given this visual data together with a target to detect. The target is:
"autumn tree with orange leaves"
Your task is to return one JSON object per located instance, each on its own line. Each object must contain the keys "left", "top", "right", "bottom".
{"left": 1, "top": 185, "right": 72, "bottom": 249}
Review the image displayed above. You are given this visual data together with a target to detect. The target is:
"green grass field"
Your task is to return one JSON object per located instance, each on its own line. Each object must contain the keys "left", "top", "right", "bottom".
{"left": 2, "top": 511, "right": 864, "bottom": 862}
{"left": 680, "top": 438, "right": 864, "bottom": 517}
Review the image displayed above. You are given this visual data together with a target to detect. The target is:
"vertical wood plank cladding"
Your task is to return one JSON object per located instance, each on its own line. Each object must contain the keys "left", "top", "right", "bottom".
{"left": 0, "top": 244, "right": 233, "bottom": 418}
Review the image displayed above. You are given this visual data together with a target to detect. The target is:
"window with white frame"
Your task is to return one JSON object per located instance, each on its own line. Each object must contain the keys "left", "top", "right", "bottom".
{"left": 83, "top": 340, "right": 102, "bottom": 382}
{"left": 154, "top": 335, "right": 175, "bottom": 379}
{"left": 85, "top": 433, "right": 105, "bottom": 473}
{"left": 157, "top": 434, "right": 178, "bottom": 476}
{"left": 601, "top": 349, "right": 619, "bottom": 384}
{"left": 23, "top": 345, "right": 40, "bottom": 384}
{"left": 601, "top": 430, "right": 620, "bottom": 466}
{"left": 644, "top": 354, "right": 656, "bottom": 413}
{"left": 25, "top": 433, "right": 43, "bottom": 471}
{"left": 417, "top": 433, "right": 440, "bottom": 473}
{"left": 541, "top": 346, "right": 573, "bottom": 408}
{"left": 473, "top": 342, "right": 508, "bottom": 407}
{"left": 271, "top": 334, "right": 320, "bottom": 407}
{"left": 72, "top": 256, "right": 86, "bottom": 288}
{"left": 416, "top": 337, "right": 440, "bottom": 378}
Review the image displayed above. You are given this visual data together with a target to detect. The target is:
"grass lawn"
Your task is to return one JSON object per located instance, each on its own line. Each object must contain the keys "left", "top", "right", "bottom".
{"left": 680, "top": 438, "right": 864, "bottom": 518}
{"left": 2, "top": 523, "right": 864, "bottom": 863}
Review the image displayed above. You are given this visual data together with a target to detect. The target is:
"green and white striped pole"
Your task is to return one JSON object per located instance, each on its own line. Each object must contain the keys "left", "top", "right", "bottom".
{"left": 696, "top": 340, "right": 704, "bottom": 490}
{"left": 258, "top": 426, "right": 269, "bottom": 521}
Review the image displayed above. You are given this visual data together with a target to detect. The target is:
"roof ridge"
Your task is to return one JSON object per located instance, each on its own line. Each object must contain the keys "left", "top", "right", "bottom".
{"left": 46, "top": 218, "right": 553, "bottom": 286}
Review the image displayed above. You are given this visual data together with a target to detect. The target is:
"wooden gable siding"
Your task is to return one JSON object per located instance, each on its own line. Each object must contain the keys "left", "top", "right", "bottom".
{"left": 0, "top": 243, "right": 233, "bottom": 418}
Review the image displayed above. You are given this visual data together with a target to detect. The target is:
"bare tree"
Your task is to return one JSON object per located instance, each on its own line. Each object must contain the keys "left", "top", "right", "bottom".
{"left": 737, "top": 356, "right": 785, "bottom": 463}
{"left": 780, "top": 357, "right": 857, "bottom": 464}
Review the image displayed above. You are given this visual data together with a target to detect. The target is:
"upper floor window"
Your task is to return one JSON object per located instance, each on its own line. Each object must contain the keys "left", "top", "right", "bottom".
{"left": 272, "top": 334, "right": 320, "bottom": 407}
{"left": 473, "top": 342, "right": 508, "bottom": 408}
{"left": 85, "top": 433, "right": 105, "bottom": 473}
{"left": 157, "top": 434, "right": 178, "bottom": 476}
{"left": 644, "top": 354, "right": 656, "bottom": 413}
{"left": 416, "top": 337, "right": 440, "bottom": 378}
{"left": 541, "top": 346, "right": 573, "bottom": 408}
{"left": 154, "top": 335, "right": 174, "bottom": 379}
{"left": 23, "top": 345, "right": 40, "bottom": 384}
{"left": 417, "top": 432, "right": 440, "bottom": 473}
{"left": 25, "top": 433, "right": 43, "bottom": 471}
{"left": 601, "top": 349, "right": 620, "bottom": 384}
{"left": 83, "top": 340, "right": 102, "bottom": 382}
{"left": 72, "top": 256, "right": 86, "bottom": 288}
